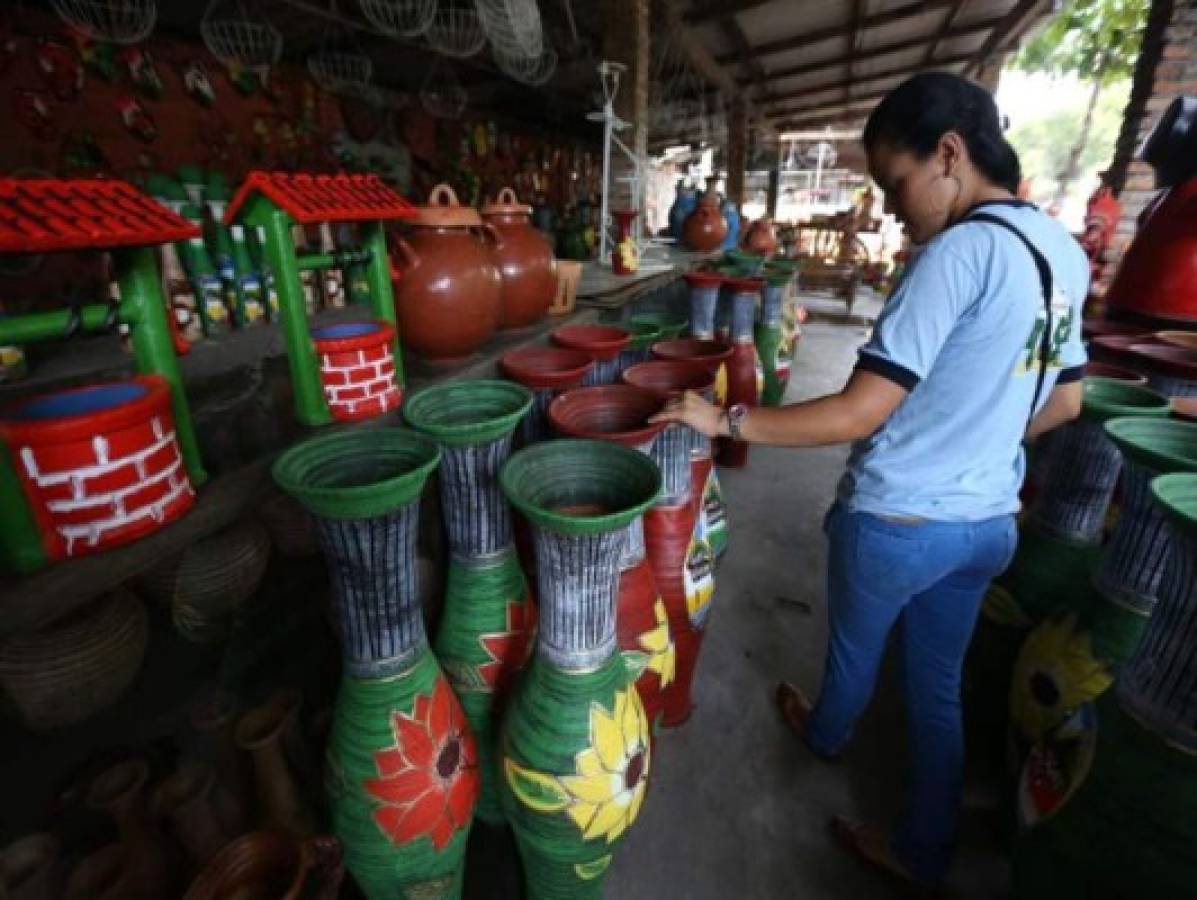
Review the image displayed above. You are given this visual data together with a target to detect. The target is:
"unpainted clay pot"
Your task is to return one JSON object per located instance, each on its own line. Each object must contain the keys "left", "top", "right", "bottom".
{"left": 481, "top": 186, "right": 557, "bottom": 329}
{"left": 682, "top": 183, "right": 728, "bottom": 253}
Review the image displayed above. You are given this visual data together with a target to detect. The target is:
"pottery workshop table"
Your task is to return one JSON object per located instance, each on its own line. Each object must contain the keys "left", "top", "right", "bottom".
{"left": 0, "top": 256, "right": 699, "bottom": 638}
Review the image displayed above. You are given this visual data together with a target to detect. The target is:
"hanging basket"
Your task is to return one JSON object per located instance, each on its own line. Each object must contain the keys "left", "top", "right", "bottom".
{"left": 494, "top": 43, "right": 556, "bottom": 86}
{"left": 475, "top": 0, "right": 542, "bottom": 59}
{"left": 308, "top": 47, "right": 372, "bottom": 94}
{"left": 359, "top": 0, "right": 436, "bottom": 37}
{"left": 201, "top": 0, "right": 282, "bottom": 70}
{"left": 426, "top": 3, "right": 487, "bottom": 58}
{"left": 420, "top": 59, "right": 467, "bottom": 119}
{"left": 51, "top": 0, "right": 157, "bottom": 44}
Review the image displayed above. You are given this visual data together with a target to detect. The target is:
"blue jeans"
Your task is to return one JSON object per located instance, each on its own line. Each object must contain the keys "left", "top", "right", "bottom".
{"left": 806, "top": 505, "right": 1017, "bottom": 885}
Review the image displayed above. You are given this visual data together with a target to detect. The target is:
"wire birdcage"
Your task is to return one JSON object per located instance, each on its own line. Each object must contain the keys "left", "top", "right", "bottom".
{"left": 426, "top": 2, "right": 487, "bottom": 58}
{"left": 420, "top": 59, "right": 467, "bottom": 118}
{"left": 494, "top": 41, "right": 556, "bottom": 85}
{"left": 474, "top": 0, "right": 542, "bottom": 59}
{"left": 307, "top": 0, "right": 373, "bottom": 92}
{"left": 201, "top": 0, "right": 282, "bottom": 70}
{"left": 359, "top": 0, "right": 436, "bottom": 38}
{"left": 50, "top": 0, "right": 157, "bottom": 44}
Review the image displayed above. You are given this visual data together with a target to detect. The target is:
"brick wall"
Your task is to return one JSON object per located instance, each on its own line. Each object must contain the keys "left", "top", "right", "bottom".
{"left": 1104, "top": 0, "right": 1197, "bottom": 279}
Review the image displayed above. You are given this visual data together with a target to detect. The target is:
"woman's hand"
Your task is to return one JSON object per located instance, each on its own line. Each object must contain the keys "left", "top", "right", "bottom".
{"left": 649, "top": 390, "right": 728, "bottom": 438}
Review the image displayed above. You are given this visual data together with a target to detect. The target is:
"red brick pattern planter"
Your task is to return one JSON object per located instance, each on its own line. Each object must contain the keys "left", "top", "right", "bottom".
{"left": 0, "top": 375, "right": 195, "bottom": 561}
{"left": 311, "top": 321, "right": 402, "bottom": 422}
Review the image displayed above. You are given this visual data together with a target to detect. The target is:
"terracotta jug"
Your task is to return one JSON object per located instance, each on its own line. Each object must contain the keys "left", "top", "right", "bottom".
{"left": 682, "top": 181, "right": 728, "bottom": 253}
{"left": 183, "top": 831, "right": 344, "bottom": 900}
{"left": 85, "top": 759, "right": 179, "bottom": 899}
{"left": 152, "top": 764, "right": 239, "bottom": 870}
{"left": 1, "top": 833, "right": 61, "bottom": 900}
{"left": 481, "top": 187, "right": 557, "bottom": 329}
{"left": 742, "top": 218, "right": 779, "bottom": 256}
{"left": 235, "top": 698, "right": 318, "bottom": 836}
{"left": 187, "top": 687, "right": 252, "bottom": 836}
{"left": 393, "top": 183, "right": 501, "bottom": 362}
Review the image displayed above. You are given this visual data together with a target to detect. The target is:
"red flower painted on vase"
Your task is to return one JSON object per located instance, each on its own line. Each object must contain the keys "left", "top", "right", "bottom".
{"left": 478, "top": 595, "right": 537, "bottom": 693}
{"left": 365, "top": 677, "right": 479, "bottom": 851}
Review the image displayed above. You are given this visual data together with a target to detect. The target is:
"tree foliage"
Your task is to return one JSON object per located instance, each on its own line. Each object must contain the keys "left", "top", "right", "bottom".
{"left": 1015, "top": 0, "right": 1150, "bottom": 84}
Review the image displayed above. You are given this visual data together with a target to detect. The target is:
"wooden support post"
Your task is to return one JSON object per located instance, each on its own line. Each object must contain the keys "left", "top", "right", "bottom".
{"left": 767, "top": 142, "right": 782, "bottom": 219}
{"left": 727, "top": 99, "right": 748, "bottom": 212}
{"left": 602, "top": 0, "right": 649, "bottom": 212}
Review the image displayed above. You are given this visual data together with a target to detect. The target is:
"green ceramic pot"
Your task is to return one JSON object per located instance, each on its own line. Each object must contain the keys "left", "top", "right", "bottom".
{"left": 498, "top": 440, "right": 660, "bottom": 899}
{"left": 273, "top": 430, "right": 477, "bottom": 899}
{"left": 404, "top": 380, "right": 535, "bottom": 826}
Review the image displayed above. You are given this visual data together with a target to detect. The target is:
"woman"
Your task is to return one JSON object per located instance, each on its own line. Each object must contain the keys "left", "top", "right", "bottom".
{"left": 654, "top": 72, "right": 1089, "bottom": 893}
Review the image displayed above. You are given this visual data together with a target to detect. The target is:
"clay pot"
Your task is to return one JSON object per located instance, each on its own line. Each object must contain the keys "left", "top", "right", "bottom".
{"left": 1084, "top": 361, "right": 1148, "bottom": 385}
{"left": 1, "top": 833, "right": 61, "bottom": 900}
{"left": 551, "top": 323, "right": 632, "bottom": 386}
{"left": 392, "top": 183, "right": 501, "bottom": 361}
{"left": 482, "top": 187, "right": 557, "bottom": 329}
{"left": 682, "top": 184, "right": 728, "bottom": 253}
{"left": 742, "top": 217, "right": 779, "bottom": 256}
{"left": 187, "top": 687, "right": 253, "bottom": 836}
{"left": 64, "top": 846, "right": 131, "bottom": 900}
{"left": 152, "top": 764, "right": 239, "bottom": 870}
{"left": 86, "top": 759, "right": 179, "bottom": 898}
{"left": 1155, "top": 330, "right": 1197, "bottom": 351}
{"left": 0, "top": 588, "right": 148, "bottom": 730}
{"left": 234, "top": 695, "right": 318, "bottom": 836}
{"left": 183, "top": 831, "right": 344, "bottom": 900}
{"left": 500, "top": 346, "right": 595, "bottom": 445}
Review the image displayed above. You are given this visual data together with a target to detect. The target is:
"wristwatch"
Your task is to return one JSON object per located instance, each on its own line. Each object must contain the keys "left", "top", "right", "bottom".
{"left": 727, "top": 403, "right": 749, "bottom": 441}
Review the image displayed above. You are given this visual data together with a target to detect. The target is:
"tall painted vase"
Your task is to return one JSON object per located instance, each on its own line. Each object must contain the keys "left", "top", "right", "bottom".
{"left": 551, "top": 325, "right": 632, "bottom": 387}
{"left": 667, "top": 181, "right": 697, "bottom": 241}
{"left": 650, "top": 338, "right": 734, "bottom": 558}
{"left": 272, "top": 430, "right": 478, "bottom": 899}
{"left": 717, "top": 277, "right": 762, "bottom": 469}
{"left": 623, "top": 361, "right": 717, "bottom": 727}
{"left": 404, "top": 381, "right": 536, "bottom": 827}
{"left": 616, "top": 322, "right": 662, "bottom": 377}
{"left": 549, "top": 385, "right": 676, "bottom": 731}
{"left": 498, "top": 439, "right": 660, "bottom": 898}
{"left": 500, "top": 347, "right": 594, "bottom": 446}
{"left": 1012, "top": 473, "right": 1197, "bottom": 899}
{"left": 684, "top": 271, "right": 723, "bottom": 340}
{"left": 757, "top": 268, "right": 796, "bottom": 407}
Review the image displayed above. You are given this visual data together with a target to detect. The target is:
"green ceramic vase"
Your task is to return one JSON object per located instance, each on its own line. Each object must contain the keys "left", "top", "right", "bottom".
{"left": 272, "top": 429, "right": 477, "bottom": 900}
{"left": 404, "top": 380, "right": 535, "bottom": 826}
{"left": 498, "top": 439, "right": 661, "bottom": 899}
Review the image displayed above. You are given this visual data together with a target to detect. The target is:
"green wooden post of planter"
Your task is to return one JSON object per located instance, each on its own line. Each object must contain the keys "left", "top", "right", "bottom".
{"left": 499, "top": 439, "right": 661, "bottom": 899}
{"left": 756, "top": 269, "right": 792, "bottom": 408}
{"left": 1012, "top": 474, "right": 1197, "bottom": 899}
{"left": 405, "top": 380, "right": 534, "bottom": 826}
{"left": 274, "top": 429, "right": 478, "bottom": 900}
{"left": 361, "top": 221, "right": 405, "bottom": 388}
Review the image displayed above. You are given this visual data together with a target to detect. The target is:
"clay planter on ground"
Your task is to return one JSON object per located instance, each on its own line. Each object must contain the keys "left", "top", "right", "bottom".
{"left": 393, "top": 184, "right": 501, "bottom": 362}
{"left": 548, "top": 386, "right": 674, "bottom": 731}
{"left": 551, "top": 324, "right": 632, "bottom": 386}
{"left": 482, "top": 187, "right": 557, "bottom": 330}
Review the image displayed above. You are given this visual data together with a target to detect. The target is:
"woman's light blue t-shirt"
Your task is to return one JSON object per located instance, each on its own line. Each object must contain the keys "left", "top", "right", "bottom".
{"left": 838, "top": 200, "right": 1090, "bottom": 522}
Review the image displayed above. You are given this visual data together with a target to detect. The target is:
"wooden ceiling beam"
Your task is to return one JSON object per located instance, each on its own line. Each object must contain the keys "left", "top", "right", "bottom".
{"left": 922, "top": 0, "right": 970, "bottom": 64}
{"left": 964, "top": 0, "right": 1046, "bottom": 76}
{"left": 714, "top": 0, "right": 956, "bottom": 65}
{"left": 685, "top": 0, "right": 772, "bottom": 26}
{"left": 766, "top": 88, "right": 892, "bottom": 123}
{"left": 763, "top": 49, "right": 975, "bottom": 108}
{"left": 737, "top": 15, "right": 1003, "bottom": 86}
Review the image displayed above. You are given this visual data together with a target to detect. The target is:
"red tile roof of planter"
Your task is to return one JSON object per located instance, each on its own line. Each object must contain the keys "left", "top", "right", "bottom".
{"left": 224, "top": 172, "right": 418, "bottom": 225}
{"left": 0, "top": 179, "right": 200, "bottom": 253}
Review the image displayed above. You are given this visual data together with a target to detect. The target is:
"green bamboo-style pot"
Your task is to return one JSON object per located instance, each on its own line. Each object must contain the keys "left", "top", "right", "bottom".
{"left": 273, "top": 430, "right": 477, "bottom": 899}
{"left": 499, "top": 439, "right": 661, "bottom": 899}
{"left": 756, "top": 269, "right": 792, "bottom": 408}
{"left": 629, "top": 313, "right": 689, "bottom": 341}
{"left": 404, "top": 379, "right": 535, "bottom": 827}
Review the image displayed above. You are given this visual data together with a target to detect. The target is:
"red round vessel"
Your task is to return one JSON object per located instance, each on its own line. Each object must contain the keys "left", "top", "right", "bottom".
{"left": 310, "top": 320, "right": 402, "bottom": 422}
{"left": 499, "top": 346, "right": 594, "bottom": 390}
{"left": 741, "top": 218, "right": 779, "bottom": 256}
{"left": 551, "top": 324, "right": 632, "bottom": 385}
{"left": 682, "top": 187, "right": 728, "bottom": 254}
{"left": 392, "top": 184, "right": 501, "bottom": 362}
{"left": 0, "top": 375, "right": 196, "bottom": 561}
{"left": 481, "top": 187, "right": 557, "bottom": 329}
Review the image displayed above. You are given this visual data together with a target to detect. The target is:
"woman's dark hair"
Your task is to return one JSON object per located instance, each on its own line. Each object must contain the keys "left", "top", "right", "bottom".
{"left": 863, "top": 72, "right": 1022, "bottom": 194}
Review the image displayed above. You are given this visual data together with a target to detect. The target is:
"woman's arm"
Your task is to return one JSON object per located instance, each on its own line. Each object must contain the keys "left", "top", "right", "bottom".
{"left": 650, "top": 370, "right": 909, "bottom": 447}
{"left": 1025, "top": 380, "right": 1083, "bottom": 441}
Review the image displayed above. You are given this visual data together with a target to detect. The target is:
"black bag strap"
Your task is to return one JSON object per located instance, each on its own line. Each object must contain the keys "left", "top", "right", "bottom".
{"left": 963, "top": 211, "right": 1053, "bottom": 429}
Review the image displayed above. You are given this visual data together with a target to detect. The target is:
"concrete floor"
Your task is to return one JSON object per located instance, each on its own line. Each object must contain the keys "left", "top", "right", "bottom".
{"left": 605, "top": 291, "right": 1011, "bottom": 899}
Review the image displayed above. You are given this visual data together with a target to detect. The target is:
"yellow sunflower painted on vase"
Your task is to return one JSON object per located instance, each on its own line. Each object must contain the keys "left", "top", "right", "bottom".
{"left": 505, "top": 687, "right": 651, "bottom": 844}
{"left": 1009, "top": 614, "right": 1113, "bottom": 743}
{"left": 639, "top": 599, "right": 676, "bottom": 687}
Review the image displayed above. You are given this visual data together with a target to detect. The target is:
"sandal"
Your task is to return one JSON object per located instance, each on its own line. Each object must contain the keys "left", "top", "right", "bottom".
{"left": 829, "top": 816, "right": 943, "bottom": 899}
{"left": 775, "top": 682, "right": 840, "bottom": 760}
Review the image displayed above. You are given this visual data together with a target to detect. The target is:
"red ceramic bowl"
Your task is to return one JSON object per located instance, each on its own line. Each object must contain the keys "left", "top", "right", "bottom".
{"left": 1127, "top": 343, "right": 1197, "bottom": 380}
{"left": 500, "top": 346, "right": 594, "bottom": 389}
{"left": 1154, "top": 330, "right": 1197, "bottom": 351}
{"left": 622, "top": 359, "right": 715, "bottom": 398}
{"left": 1083, "top": 361, "right": 1148, "bottom": 385}
{"left": 548, "top": 385, "right": 665, "bottom": 447}
{"left": 650, "top": 338, "right": 733, "bottom": 370}
{"left": 550, "top": 324, "right": 631, "bottom": 361}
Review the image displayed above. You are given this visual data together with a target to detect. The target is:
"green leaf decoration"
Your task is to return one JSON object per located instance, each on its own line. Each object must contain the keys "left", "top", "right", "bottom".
{"left": 504, "top": 758, "right": 570, "bottom": 812}
{"left": 575, "top": 855, "right": 613, "bottom": 881}
{"left": 621, "top": 650, "right": 651, "bottom": 680}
